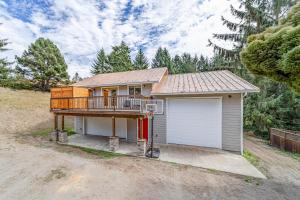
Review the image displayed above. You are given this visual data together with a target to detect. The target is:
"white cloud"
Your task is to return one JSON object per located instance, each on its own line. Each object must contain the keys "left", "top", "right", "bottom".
{"left": 0, "top": 0, "right": 239, "bottom": 78}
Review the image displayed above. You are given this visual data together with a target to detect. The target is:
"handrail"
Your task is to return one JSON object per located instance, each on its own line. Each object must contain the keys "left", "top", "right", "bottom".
{"left": 50, "top": 95, "right": 146, "bottom": 111}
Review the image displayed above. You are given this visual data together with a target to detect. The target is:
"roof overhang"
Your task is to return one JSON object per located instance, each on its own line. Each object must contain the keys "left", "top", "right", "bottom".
{"left": 151, "top": 89, "right": 260, "bottom": 96}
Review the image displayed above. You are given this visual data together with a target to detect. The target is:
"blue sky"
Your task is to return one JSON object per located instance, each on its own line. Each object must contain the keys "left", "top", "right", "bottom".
{"left": 0, "top": 0, "right": 237, "bottom": 77}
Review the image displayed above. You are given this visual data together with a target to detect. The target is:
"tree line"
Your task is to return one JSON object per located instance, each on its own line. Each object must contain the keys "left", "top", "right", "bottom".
{"left": 90, "top": 42, "right": 230, "bottom": 76}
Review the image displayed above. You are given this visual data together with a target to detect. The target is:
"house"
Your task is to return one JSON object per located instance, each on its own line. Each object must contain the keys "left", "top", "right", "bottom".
{"left": 50, "top": 67, "right": 259, "bottom": 154}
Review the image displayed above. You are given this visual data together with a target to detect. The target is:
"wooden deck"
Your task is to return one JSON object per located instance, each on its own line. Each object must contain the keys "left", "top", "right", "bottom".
{"left": 52, "top": 109, "right": 144, "bottom": 118}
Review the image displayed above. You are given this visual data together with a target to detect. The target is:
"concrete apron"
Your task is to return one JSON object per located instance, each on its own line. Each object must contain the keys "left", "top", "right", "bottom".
{"left": 158, "top": 144, "right": 266, "bottom": 179}
{"left": 66, "top": 134, "right": 265, "bottom": 179}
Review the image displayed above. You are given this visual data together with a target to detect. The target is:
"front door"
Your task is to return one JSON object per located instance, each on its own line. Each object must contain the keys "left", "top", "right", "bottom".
{"left": 103, "top": 89, "right": 109, "bottom": 107}
{"left": 138, "top": 118, "right": 149, "bottom": 141}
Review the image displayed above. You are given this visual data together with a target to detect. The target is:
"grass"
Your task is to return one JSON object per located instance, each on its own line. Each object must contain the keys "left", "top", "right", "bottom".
{"left": 31, "top": 128, "right": 76, "bottom": 137}
{"left": 72, "top": 146, "right": 124, "bottom": 159}
{"left": 279, "top": 150, "right": 300, "bottom": 162}
{"left": 31, "top": 128, "right": 53, "bottom": 137}
{"left": 243, "top": 149, "right": 260, "bottom": 167}
{"left": 65, "top": 128, "right": 76, "bottom": 136}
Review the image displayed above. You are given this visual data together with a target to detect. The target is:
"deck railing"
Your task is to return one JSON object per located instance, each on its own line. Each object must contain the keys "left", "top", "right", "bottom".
{"left": 50, "top": 95, "right": 164, "bottom": 114}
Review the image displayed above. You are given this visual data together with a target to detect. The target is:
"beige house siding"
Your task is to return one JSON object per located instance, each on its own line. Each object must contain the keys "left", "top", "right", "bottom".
{"left": 142, "top": 84, "right": 152, "bottom": 97}
{"left": 152, "top": 93, "right": 242, "bottom": 153}
{"left": 222, "top": 93, "right": 242, "bottom": 152}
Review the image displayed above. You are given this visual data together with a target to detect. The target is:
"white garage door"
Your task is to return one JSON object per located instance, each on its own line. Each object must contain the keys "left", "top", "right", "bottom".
{"left": 167, "top": 98, "right": 222, "bottom": 148}
{"left": 86, "top": 117, "right": 127, "bottom": 139}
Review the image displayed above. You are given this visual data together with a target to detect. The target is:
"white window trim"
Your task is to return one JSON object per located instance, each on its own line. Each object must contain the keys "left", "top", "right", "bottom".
{"left": 127, "top": 84, "right": 143, "bottom": 96}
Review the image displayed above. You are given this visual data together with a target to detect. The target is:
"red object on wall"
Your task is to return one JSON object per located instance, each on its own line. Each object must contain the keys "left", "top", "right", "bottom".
{"left": 138, "top": 118, "right": 148, "bottom": 141}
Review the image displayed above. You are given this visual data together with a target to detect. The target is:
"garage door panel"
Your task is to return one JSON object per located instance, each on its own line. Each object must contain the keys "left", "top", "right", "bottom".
{"left": 167, "top": 98, "right": 222, "bottom": 148}
{"left": 86, "top": 117, "right": 127, "bottom": 138}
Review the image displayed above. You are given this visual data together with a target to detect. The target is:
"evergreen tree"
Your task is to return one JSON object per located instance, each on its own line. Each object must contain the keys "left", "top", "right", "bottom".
{"left": 172, "top": 55, "right": 182, "bottom": 74}
{"left": 108, "top": 41, "right": 133, "bottom": 72}
{"left": 133, "top": 48, "right": 149, "bottom": 70}
{"left": 197, "top": 55, "right": 210, "bottom": 72}
{"left": 241, "top": 1, "right": 300, "bottom": 93}
{"left": 91, "top": 48, "right": 111, "bottom": 75}
{"left": 16, "top": 38, "right": 69, "bottom": 91}
{"left": 152, "top": 47, "right": 174, "bottom": 73}
{"left": 209, "top": 55, "right": 231, "bottom": 71}
{"left": 72, "top": 72, "right": 82, "bottom": 83}
{"left": 209, "top": 0, "right": 273, "bottom": 61}
{"left": 0, "top": 37, "right": 10, "bottom": 80}
{"left": 180, "top": 53, "right": 197, "bottom": 73}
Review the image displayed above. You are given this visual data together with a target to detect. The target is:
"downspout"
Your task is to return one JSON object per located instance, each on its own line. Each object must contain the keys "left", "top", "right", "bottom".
{"left": 241, "top": 92, "right": 247, "bottom": 155}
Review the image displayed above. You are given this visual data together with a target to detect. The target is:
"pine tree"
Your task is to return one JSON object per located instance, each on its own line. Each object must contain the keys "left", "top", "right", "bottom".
{"left": 133, "top": 48, "right": 149, "bottom": 70}
{"left": 0, "top": 37, "right": 10, "bottom": 80}
{"left": 108, "top": 41, "right": 133, "bottom": 72}
{"left": 208, "top": 0, "right": 271, "bottom": 62}
{"left": 91, "top": 48, "right": 111, "bottom": 75}
{"left": 241, "top": 1, "right": 300, "bottom": 93}
{"left": 197, "top": 55, "right": 210, "bottom": 72}
{"left": 16, "top": 38, "right": 69, "bottom": 91}
{"left": 180, "top": 53, "right": 197, "bottom": 73}
{"left": 208, "top": 0, "right": 295, "bottom": 63}
{"left": 72, "top": 72, "right": 82, "bottom": 83}
{"left": 172, "top": 55, "right": 182, "bottom": 74}
{"left": 152, "top": 47, "right": 174, "bottom": 73}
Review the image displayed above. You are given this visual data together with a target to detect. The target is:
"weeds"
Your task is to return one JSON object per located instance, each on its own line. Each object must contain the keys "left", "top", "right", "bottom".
{"left": 243, "top": 149, "right": 260, "bottom": 167}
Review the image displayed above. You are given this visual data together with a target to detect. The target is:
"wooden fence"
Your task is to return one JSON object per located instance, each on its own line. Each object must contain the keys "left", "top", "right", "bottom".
{"left": 270, "top": 128, "right": 300, "bottom": 153}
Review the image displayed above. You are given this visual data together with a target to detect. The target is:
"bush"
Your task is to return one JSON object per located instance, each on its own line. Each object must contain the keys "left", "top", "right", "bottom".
{"left": 0, "top": 77, "right": 34, "bottom": 90}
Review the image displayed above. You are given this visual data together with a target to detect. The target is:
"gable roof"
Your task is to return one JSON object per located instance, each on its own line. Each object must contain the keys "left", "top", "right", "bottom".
{"left": 73, "top": 67, "right": 167, "bottom": 87}
{"left": 151, "top": 70, "right": 259, "bottom": 95}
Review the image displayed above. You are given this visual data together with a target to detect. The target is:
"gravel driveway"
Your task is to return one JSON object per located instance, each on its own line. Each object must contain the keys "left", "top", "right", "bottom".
{"left": 244, "top": 136, "right": 300, "bottom": 186}
{"left": 0, "top": 133, "right": 299, "bottom": 200}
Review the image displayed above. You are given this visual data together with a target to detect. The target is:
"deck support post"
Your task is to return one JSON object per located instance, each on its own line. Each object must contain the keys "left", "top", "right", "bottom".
{"left": 61, "top": 115, "right": 65, "bottom": 131}
{"left": 54, "top": 114, "right": 58, "bottom": 141}
{"left": 112, "top": 116, "right": 116, "bottom": 137}
{"left": 54, "top": 114, "right": 58, "bottom": 131}
{"left": 82, "top": 116, "right": 85, "bottom": 135}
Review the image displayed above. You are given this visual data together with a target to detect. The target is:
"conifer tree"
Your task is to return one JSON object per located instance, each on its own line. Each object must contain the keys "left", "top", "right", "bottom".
{"left": 108, "top": 41, "right": 133, "bottom": 72}
{"left": 133, "top": 48, "right": 148, "bottom": 70}
{"left": 91, "top": 48, "right": 111, "bottom": 75}
{"left": 152, "top": 47, "right": 174, "bottom": 73}
{"left": 16, "top": 38, "right": 69, "bottom": 91}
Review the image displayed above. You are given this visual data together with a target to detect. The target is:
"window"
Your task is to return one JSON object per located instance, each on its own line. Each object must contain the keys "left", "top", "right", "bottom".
{"left": 129, "top": 86, "right": 141, "bottom": 97}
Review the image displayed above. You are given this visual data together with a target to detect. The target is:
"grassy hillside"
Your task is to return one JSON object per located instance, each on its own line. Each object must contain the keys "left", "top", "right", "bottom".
{"left": 0, "top": 87, "right": 72, "bottom": 135}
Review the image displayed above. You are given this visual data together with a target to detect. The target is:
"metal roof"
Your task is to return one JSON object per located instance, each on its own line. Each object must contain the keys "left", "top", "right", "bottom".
{"left": 73, "top": 67, "right": 167, "bottom": 87}
{"left": 151, "top": 70, "right": 259, "bottom": 95}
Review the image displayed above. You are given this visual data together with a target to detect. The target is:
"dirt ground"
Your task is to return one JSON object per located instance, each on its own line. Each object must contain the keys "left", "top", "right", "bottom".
{"left": 1, "top": 87, "right": 300, "bottom": 200}
{"left": 245, "top": 135, "right": 300, "bottom": 185}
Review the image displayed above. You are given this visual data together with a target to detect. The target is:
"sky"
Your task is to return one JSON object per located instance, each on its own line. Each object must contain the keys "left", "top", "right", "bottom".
{"left": 0, "top": 0, "right": 238, "bottom": 78}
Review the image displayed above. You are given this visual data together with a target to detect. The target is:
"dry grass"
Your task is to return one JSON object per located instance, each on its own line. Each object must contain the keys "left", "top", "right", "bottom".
{"left": 0, "top": 87, "right": 72, "bottom": 135}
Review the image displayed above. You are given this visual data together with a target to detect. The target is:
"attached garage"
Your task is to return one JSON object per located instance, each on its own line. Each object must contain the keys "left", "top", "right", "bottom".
{"left": 167, "top": 98, "right": 222, "bottom": 148}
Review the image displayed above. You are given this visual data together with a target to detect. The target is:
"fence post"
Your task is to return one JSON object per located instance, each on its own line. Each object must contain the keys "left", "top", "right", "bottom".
{"left": 284, "top": 131, "right": 287, "bottom": 151}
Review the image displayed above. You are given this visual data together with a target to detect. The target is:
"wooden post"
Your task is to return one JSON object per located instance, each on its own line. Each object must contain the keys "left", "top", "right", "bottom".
{"left": 54, "top": 114, "right": 58, "bottom": 141}
{"left": 139, "top": 118, "right": 143, "bottom": 139}
{"left": 61, "top": 115, "right": 65, "bottom": 131}
{"left": 112, "top": 116, "right": 116, "bottom": 137}
{"left": 54, "top": 114, "right": 58, "bottom": 131}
